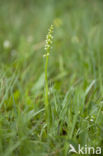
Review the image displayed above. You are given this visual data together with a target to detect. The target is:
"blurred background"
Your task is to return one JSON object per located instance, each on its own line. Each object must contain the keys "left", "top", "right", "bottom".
{"left": 0, "top": 0, "right": 103, "bottom": 108}
{"left": 0, "top": 0, "right": 103, "bottom": 155}
{"left": 0, "top": 0, "right": 103, "bottom": 78}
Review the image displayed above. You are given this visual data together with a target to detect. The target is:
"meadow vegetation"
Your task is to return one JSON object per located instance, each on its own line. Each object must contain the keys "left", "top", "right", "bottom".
{"left": 0, "top": 0, "right": 103, "bottom": 155}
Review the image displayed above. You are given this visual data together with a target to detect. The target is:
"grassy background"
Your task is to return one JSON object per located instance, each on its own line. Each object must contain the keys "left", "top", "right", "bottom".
{"left": 0, "top": 0, "right": 103, "bottom": 155}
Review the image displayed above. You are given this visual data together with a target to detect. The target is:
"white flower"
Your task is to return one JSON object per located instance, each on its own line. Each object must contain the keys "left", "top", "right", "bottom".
{"left": 44, "top": 25, "right": 54, "bottom": 51}
{"left": 43, "top": 53, "right": 50, "bottom": 57}
{"left": 90, "top": 119, "right": 94, "bottom": 122}
{"left": 3, "top": 40, "right": 11, "bottom": 49}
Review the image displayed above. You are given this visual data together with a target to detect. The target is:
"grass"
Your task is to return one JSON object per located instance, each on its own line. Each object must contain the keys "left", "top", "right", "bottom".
{"left": 0, "top": 0, "right": 103, "bottom": 156}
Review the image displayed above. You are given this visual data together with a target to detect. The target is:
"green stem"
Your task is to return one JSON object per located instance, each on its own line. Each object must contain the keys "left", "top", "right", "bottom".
{"left": 45, "top": 55, "right": 49, "bottom": 108}
{"left": 45, "top": 54, "right": 50, "bottom": 127}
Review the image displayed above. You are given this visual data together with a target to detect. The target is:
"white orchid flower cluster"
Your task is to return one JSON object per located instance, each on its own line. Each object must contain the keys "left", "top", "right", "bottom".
{"left": 44, "top": 25, "right": 54, "bottom": 55}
